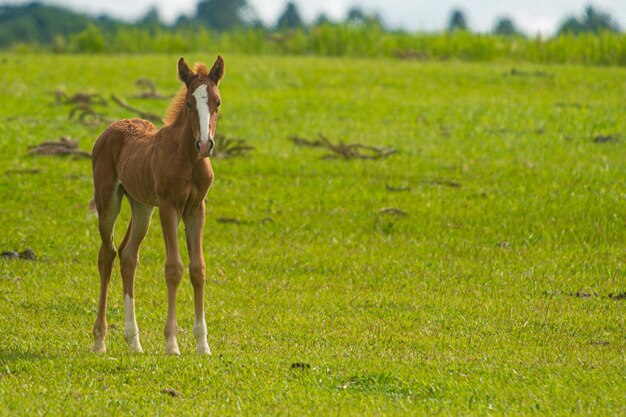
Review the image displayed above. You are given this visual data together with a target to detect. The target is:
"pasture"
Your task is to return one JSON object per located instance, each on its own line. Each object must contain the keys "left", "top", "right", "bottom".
{"left": 0, "top": 54, "right": 625, "bottom": 415}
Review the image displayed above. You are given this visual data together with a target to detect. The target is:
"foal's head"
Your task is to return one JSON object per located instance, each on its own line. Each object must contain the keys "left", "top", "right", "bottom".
{"left": 177, "top": 56, "right": 225, "bottom": 158}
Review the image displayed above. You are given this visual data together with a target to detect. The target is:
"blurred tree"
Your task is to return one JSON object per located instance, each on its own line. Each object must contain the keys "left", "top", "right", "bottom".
{"left": 240, "top": 2, "right": 264, "bottom": 28}
{"left": 558, "top": 16, "right": 583, "bottom": 35}
{"left": 277, "top": 2, "right": 304, "bottom": 29}
{"left": 346, "top": 6, "right": 366, "bottom": 25}
{"left": 447, "top": 8, "right": 468, "bottom": 31}
{"left": 174, "top": 15, "right": 195, "bottom": 29}
{"left": 314, "top": 13, "right": 333, "bottom": 26}
{"left": 582, "top": 5, "right": 620, "bottom": 32}
{"left": 71, "top": 23, "right": 105, "bottom": 52}
{"left": 493, "top": 16, "right": 522, "bottom": 36}
{"left": 138, "top": 6, "right": 162, "bottom": 29}
{"left": 345, "top": 6, "right": 383, "bottom": 28}
{"left": 95, "top": 14, "right": 130, "bottom": 33}
{"left": 558, "top": 5, "right": 620, "bottom": 35}
{"left": 0, "top": 3, "right": 90, "bottom": 46}
{"left": 248, "top": 18, "right": 267, "bottom": 29}
{"left": 196, "top": 0, "right": 249, "bottom": 30}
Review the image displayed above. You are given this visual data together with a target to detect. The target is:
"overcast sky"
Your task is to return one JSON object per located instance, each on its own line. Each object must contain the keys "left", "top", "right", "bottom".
{"left": 3, "top": 0, "right": 625, "bottom": 35}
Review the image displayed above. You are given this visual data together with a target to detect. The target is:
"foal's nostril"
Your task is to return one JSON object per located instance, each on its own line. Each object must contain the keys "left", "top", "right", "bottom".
{"left": 195, "top": 140, "right": 201, "bottom": 152}
{"left": 208, "top": 139, "right": 215, "bottom": 153}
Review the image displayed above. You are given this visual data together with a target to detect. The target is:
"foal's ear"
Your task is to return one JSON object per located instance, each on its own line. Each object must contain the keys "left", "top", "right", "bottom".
{"left": 177, "top": 57, "right": 194, "bottom": 86}
{"left": 208, "top": 55, "right": 225, "bottom": 85}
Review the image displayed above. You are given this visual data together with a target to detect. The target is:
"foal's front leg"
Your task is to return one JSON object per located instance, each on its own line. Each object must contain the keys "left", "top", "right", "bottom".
{"left": 159, "top": 202, "right": 184, "bottom": 355}
{"left": 184, "top": 202, "right": 211, "bottom": 355}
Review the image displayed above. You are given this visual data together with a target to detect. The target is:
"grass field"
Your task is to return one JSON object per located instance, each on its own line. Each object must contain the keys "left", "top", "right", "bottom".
{"left": 0, "top": 53, "right": 625, "bottom": 415}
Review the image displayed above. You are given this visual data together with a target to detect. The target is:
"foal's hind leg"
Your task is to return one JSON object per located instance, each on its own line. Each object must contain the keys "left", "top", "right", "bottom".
{"left": 92, "top": 184, "right": 123, "bottom": 353}
{"left": 118, "top": 197, "right": 154, "bottom": 353}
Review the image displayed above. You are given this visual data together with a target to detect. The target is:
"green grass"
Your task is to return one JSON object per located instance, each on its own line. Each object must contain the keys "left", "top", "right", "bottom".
{"left": 0, "top": 53, "right": 625, "bottom": 415}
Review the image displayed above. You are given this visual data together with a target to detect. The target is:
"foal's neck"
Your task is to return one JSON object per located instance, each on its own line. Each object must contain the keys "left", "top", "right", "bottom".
{"left": 164, "top": 111, "right": 201, "bottom": 163}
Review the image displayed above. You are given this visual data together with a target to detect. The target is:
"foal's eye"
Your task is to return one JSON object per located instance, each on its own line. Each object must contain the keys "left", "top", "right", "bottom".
{"left": 216, "top": 99, "right": 222, "bottom": 108}
{"left": 186, "top": 101, "right": 192, "bottom": 109}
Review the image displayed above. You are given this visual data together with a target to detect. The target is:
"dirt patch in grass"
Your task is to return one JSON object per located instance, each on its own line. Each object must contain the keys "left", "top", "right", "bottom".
{"left": 4, "top": 168, "right": 42, "bottom": 175}
{"left": 28, "top": 137, "right": 91, "bottom": 158}
{"left": 496, "top": 241, "right": 512, "bottom": 249}
{"left": 386, "top": 184, "right": 412, "bottom": 192}
{"left": 216, "top": 217, "right": 273, "bottom": 225}
{"left": 608, "top": 292, "right": 626, "bottom": 301}
{"left": 378, "top": 207, "right": 407, "bottom": 216}
{"left": 290, "top": 362, "right": 311, "bottom": 370}
{"left": 507, "top": 68, "right": 553, "bottom": 78}
{"left": 54, "top": 90, "right": 108, "bottom": 106}
{"left": 290, "top": 134, "right": 397, "bottom": 160}
{"left": 567, "top": 291, "right": 598, "bottom": 298}
{"left": 111, "top": 94, "right": 161, "bottom": 125}
{"left": 423, "top": 178, "right": 462, "bottom": 188}
{"left": 68, "top": 104, "right": 106, "bottom": 127}
{"left": 161, "top": 387, "right": 181, "bottom": 397}
{"left": 212, "top": 134, "right": 255, "bottom": 159}
{"left": 133, "top": 77, "right": 173, "bottom": 99}
{"left": 593, "top": 135, "right": 619, "bottom": 144}
{"left": 1, "top": 249, "right": 36, "bottom": 260}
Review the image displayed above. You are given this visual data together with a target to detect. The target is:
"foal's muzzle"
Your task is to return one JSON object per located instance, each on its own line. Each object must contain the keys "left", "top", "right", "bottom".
{"left": 195, "top": 139, "right": 215, "bottom": 157}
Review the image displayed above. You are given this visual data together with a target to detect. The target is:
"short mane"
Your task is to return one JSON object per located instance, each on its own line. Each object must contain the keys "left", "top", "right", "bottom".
{"left": 195, "top": 63, "right": 208, "bottom": 76}
{"left": 163, "top": 63, "right": 208, "bottom": 126}
{"left": 164, "top": 86, "right": 186, "bottom": 126}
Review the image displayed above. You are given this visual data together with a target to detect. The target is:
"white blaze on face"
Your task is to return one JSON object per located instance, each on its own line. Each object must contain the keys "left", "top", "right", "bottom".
{"left": 192, "top": 84, "right": 211, "bottom": 143}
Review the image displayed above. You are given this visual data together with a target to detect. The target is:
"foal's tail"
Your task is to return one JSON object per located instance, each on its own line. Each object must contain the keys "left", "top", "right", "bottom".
{"left": 88, "top": 196, "right": 98, "bottom": 214}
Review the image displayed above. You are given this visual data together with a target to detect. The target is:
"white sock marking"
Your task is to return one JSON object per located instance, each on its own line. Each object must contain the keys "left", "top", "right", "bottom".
{"left": 123, "top": 294, "right": 142, "bottom": 352}
{"left": 193, "top": 317, "right": 210, "bottom": 354}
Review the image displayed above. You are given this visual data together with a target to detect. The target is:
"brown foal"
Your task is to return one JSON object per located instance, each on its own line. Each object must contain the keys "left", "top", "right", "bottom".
{"left": 91, "top": 56, "right": 224, "bottom": 355}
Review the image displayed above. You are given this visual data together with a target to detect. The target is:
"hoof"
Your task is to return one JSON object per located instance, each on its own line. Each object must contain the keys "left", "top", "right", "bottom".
{"left": 165, "top": 341, "right": 180, "bottom": 356}
{"left": 125, "top": 332, "right": 143, "bottom": 353}
{"left": 92, "top": 341, "right": 106, "bottom": 354}
{"left": 196, "top": 343, "right": 211, "bottom": 355}
{"left": 129, "top": 341, "right": 144, "bottom": 353}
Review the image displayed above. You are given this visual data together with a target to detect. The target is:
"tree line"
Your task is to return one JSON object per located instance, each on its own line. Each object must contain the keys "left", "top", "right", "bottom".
{"left": 0, "top": 1, "right": 622, "bottom": 49}
{"left": 0, "top": 1, "right": 624, "bottom": 66}
{"left": 135, "top": 1, "right": 624, "bottom": 36}
{"left": 446, "top": 5, "right": 620, "bottom": 35}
